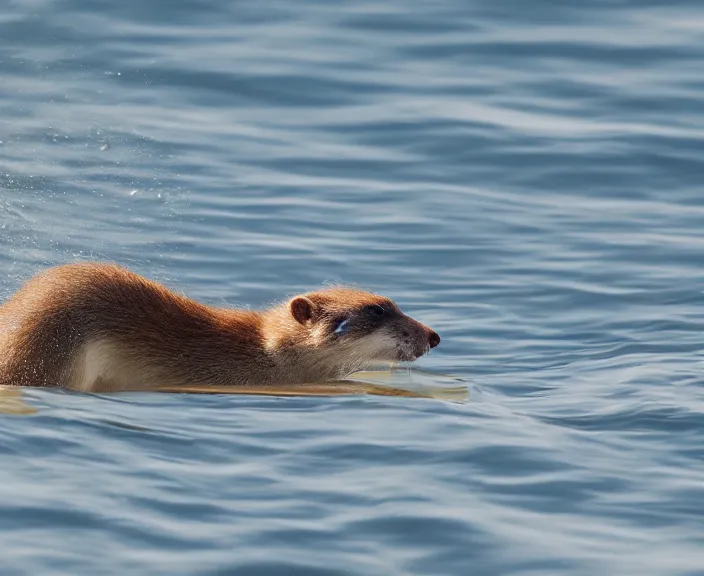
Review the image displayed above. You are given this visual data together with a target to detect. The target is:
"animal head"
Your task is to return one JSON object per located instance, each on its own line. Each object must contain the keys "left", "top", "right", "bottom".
{"left": 287, "top": 287, "right": 440, "bottom": 366}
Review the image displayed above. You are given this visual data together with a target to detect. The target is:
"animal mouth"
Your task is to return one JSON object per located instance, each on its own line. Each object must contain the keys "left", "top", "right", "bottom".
{"left": 396, "top": 345, "right": 429, "bottom": 362}
{"left": 364, "top": 328, "right": 433, "bottom": 364}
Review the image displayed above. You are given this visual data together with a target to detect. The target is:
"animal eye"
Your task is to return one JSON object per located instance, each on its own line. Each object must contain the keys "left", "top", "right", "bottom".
{"left": 333, "top": 318, "right": 350, "bottom": 335}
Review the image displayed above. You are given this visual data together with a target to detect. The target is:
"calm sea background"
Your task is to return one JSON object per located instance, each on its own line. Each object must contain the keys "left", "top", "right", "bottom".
{"left": 2, "top": 1, "right": 704, "bottom": 574}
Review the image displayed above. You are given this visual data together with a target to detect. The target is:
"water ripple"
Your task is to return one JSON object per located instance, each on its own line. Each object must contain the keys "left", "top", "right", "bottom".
{"left": 2, "top": 0, "right": 704, "bottom": 574}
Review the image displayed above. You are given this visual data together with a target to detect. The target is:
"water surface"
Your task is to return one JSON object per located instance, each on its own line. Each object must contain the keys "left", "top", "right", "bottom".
{"left": 2, "top": 1, "right": 704, "bottom": 574}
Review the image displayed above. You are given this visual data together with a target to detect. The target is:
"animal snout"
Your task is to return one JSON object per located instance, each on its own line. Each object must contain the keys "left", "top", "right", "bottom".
{"left": 428, "top": 329, "right": 440, "bottom": 349}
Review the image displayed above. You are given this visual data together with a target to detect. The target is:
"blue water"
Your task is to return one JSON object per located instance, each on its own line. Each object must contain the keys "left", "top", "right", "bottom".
{"left": 2, "top": 0, "right": 704, "bottom": 574}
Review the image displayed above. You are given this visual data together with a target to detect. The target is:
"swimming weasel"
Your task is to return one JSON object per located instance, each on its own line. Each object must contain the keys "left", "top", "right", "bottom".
{"left": 0, "top": 263, "right": 440, "bottom": 392}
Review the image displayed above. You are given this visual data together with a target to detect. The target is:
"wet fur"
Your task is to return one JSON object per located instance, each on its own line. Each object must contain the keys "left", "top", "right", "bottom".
{"left": 0, "top": 263, "right": 439, "bottom": 392}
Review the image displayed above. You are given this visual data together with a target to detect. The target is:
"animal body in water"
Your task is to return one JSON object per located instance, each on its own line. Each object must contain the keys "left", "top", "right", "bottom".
{"left": 0, "top": 263, "right": 440, "bottom": 393}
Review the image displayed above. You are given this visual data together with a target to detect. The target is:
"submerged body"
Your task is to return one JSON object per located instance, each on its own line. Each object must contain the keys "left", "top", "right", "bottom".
{"left": 0, "top": 263, "right": 440, "bottom": 392}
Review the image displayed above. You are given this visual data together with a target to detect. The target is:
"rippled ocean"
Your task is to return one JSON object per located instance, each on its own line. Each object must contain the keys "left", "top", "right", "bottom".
{"left": 2, "top": 1, "right": 704, "bottom": 574}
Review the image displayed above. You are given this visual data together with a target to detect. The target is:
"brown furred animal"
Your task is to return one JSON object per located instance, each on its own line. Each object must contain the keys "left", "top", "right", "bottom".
{"left": 0, "top": 263, "right": 440, "bottom": 392}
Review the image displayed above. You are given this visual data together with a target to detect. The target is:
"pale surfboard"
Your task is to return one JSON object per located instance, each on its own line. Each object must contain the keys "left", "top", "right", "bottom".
{"left": 154, "top": 368, "right": 468, "bottom": 401}
{"left": 0, "top": 387, "right": 38, "bottom": 415}
{"left": 0, "top": 369, "right": 467, "bottom": 415}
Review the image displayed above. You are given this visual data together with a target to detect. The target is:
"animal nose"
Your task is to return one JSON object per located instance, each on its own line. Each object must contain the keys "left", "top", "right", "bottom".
{"left": 428, "top": 330, "right": 440, "bottom": 349}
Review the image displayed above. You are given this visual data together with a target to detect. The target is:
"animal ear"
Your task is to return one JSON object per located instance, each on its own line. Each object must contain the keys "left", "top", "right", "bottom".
{"left": 289, "top": 297, "right": 315, "bottom": 325}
